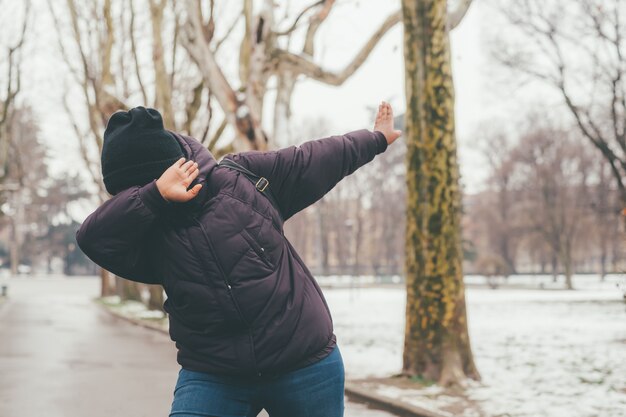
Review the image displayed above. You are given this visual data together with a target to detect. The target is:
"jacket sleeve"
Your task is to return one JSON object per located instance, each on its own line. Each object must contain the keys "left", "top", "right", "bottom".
{"left": 75, "top": 179, "right": 172, "bottom": 285}
{"left": 228, "top": 129, "right": 388, "bottom": 220}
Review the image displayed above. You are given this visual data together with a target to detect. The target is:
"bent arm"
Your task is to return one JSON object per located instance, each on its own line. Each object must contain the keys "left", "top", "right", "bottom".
{"left": 75, "top": 180, "right": 171, "bottom": 284}
{"left": 229, "top": 129, "right": 388, "bottom": 220}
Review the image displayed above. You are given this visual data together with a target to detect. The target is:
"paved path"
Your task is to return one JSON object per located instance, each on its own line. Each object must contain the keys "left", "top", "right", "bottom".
{"left": 0, "top": 276, "right": 393, "bottom": 417}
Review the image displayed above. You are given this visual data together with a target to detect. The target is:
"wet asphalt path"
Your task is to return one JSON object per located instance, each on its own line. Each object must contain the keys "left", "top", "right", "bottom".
{"left": 0, "top": 276, "right": 393, "bottom": 417}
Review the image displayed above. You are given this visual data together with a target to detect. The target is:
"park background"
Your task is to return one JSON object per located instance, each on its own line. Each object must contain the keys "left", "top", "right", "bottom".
{"left": 0, "top": 1, "right": 624, "bottom": 416}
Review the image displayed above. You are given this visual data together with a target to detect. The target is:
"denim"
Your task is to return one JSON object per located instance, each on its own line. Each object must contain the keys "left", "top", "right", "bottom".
{"left": 169, "top": 344, "right": 345, "bottom": 417}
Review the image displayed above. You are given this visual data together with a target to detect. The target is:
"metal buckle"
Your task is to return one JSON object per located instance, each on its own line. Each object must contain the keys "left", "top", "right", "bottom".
{"left": 255, "top": 177, "right": 269, "bottom": 192}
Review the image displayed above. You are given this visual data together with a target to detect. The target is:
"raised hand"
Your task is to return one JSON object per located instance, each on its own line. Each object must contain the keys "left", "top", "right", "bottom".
{"left": 373, "top": 101, "right": 403, "bottom": 145}
{"left": 156, "top": 157, "right": 203, "bottom": 202}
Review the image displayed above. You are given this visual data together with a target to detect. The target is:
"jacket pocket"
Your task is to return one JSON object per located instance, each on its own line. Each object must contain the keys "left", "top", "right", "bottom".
{"left": 240, "top": 228, "right": 274, "bottom": 269}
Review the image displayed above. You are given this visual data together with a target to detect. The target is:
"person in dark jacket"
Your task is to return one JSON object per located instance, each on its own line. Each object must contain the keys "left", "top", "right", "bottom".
{"left": 76, "top": 102, "right": 401, "bottom": 417}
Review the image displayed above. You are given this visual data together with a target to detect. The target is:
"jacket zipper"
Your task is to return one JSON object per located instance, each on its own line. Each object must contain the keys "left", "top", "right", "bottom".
{"left": 187, "top": 215, "right": 262, "bottom": 376}
{"left": 241, "top": 229, "right": 273, "bottom": 268}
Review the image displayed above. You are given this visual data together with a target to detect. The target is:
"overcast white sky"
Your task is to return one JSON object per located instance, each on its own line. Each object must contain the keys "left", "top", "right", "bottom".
{"left": 14, "top": 0, "right": 565, "bottom": 201}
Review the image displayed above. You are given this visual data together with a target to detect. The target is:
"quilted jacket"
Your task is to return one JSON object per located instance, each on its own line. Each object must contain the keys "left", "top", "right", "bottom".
{"left": 76, "top": 128, "right": 388, "bottom": 378}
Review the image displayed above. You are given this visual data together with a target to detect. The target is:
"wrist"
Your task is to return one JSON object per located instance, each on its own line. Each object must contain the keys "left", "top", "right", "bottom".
{"left": 373, "top": 130, "right": 389, "bottom": 154}
{"left": 155, "top": 178, "right": 171, "bottom": 202}
{"left": 139, "top": 179, "right": 173, "bottom": 216}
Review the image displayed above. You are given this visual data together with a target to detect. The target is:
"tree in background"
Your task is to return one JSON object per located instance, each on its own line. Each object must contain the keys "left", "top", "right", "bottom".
{"left": 475, "top": 127, "right": 521, "bottom": 277}
{"left": 0, "top": 1, "right": 29, "bottom": 183}
{"left": 513, "top": 118, "right": 593, "bottom": 289}
{"left": 0, "top": 106, "right": 90, "bottom": 275}
{"left": 466, "top": 111, "right": 620, "bottom": 285}
{"left": 49, "top": 0, "right": 404, "bottom": 302}
{"left": 588, "top": 160, "right": 622, "bottom": 279}
{"left": 493, "top": 0, "right": 626, "bottom": 211}
{"left": 401, "top": 0, "right": 480, "bottom": 386}
{"left": 181, "top": 0, "right": 403, "bottom": 148}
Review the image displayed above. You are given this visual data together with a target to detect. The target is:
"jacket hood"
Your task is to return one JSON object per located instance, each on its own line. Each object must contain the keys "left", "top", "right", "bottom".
{"left": 166, "top": 130, "right": 219, "bottom": 215}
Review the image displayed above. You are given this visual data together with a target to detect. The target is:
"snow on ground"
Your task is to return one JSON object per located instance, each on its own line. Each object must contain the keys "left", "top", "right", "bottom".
{"left": 96, "top": 274, "right": 625, "bottom": 416}
{"left": 324, "top": 274, "right": 626, "bottom": 417}
{"left": 100, "top": 296, "right": 169, "bottom": 329}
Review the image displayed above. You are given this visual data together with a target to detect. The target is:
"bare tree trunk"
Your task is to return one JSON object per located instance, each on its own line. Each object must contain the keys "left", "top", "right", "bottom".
{"left": 148, "top": 285, "right": 164, "bottom": 311}
{"left": 560, "top": 244, "right": 574, "bottom": 290}
{"left": 551, "top": 254, "right": 559, "bottom": 282}
{"left": 116, "top": 276, "right": 142, "bottom": 301}
{"left": 316, "top": 200, "right": 330, "bottom": 276}
{"left": 401, "top": 0, "right": 479, "bottom": 387}
{"left": 0, "top": 2, "right": 28, "bottom": 180}
{"left": 100, "top": 268, "right": 114, "bottom": 297}
{"left": 353, "top": 199, "right": 364, "bottom": 277}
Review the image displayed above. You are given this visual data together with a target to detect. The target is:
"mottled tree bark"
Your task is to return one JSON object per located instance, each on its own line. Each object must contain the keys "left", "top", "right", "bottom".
{"left": 401, "top": 0, "right": 479, "bottom": 386}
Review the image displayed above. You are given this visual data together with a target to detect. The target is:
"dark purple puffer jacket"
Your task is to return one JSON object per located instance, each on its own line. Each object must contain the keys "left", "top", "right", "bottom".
{"left": 76, "top": 129, "right": 388, "bottom": 378}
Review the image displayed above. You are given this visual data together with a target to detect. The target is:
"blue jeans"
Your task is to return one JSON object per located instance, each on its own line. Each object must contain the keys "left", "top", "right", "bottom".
{"left": 169, "top": 344, "right": 345, "bottom": 417}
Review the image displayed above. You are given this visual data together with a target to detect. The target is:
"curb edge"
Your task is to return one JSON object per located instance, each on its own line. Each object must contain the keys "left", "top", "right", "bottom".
{"left": 344, "top": 381, "right": 447, "bottom": 417}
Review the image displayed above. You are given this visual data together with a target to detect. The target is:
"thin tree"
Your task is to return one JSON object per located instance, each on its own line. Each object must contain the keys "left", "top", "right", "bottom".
{"left": 477, "top": 126, "right": 521, "bottom": 277}
{"left": 0, "top": 0, "right": 29, "bottom": 182}
{"left": 513, "top": 121, "right": 591, "bottom": 289}
{"left": 48, "top": 0, "right": 219, "bottom": 301}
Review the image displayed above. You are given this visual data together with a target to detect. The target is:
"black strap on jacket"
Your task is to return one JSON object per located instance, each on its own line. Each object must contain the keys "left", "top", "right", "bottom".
{"left": 218, "top": 157, "right": 283, "bottom": 220}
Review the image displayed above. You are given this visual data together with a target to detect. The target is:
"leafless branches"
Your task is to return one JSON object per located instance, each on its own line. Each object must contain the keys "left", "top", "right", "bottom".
{"left": 0, "top": 0, "right": 30, "bottom": 180}
{"left": 492, "top": 0, "right": 626, "bottom": 204}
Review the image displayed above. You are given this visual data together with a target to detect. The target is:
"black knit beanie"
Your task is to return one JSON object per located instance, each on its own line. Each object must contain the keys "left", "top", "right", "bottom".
{"left": 101, "top": 106, "right": 185, "bottom": 195}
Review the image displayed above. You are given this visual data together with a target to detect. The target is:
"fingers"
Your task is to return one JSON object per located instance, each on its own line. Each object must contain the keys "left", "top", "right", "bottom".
{"left": 186, "top": 183, "right": 202, "bottom": 199}
{"left": 177, "top": 160, "right": 199, "bottom": 178}
{"left": 181, "top": 159, "right": 195, "bottom": 173}
{"left": 378, "top": 101, "right": 392, "bottom": 119}
{"left": 182, "top": 166, "right": 200, "bottom": 186}
{"left": 188, "top": 166, "right": 199, "bottom": 181}
{"left": 176, "top": 183, "right": 203, "bottom": 202}
{"left": 173, "top": 158, "right": 199, "bottom": 174}
{"left": 174, "top": 157, "right": 186, "bottom": 168}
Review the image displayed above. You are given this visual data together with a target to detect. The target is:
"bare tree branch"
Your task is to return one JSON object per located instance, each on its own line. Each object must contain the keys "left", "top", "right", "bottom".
{"left": 278, "top": 9, "right": 401, "bottom": 85}
{"left": 275, "top": 0, "right": 324, "bottom": 36}
{"left": 214, "top": 13, "right": 242, "bottom": 52}
{"left": 448, "top": 0, "right": 474, "bottom": 30}
{"left": 492, "top": 0, "right": 626, "bottom": 204}
{"left": 129, "top": 0, "right": 148, "bottom": 105}
{"left": 302, "top": 0, "right": 336, "bottom": 55}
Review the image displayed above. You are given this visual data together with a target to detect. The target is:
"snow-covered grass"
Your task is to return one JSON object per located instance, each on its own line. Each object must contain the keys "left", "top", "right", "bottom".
{"left": 98, "top": 295, "right": 168, "bottom": 328}
{"left": 324, "top": 274, "right": 626, "bottom": 417}
{"left": 95, "top": 275, "right": 625, "bottom": 416}
{"left": 317, "top": 273, "right": 626, "bottom": 292}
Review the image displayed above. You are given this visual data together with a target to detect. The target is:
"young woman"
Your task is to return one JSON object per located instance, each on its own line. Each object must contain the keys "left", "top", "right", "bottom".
{"left": 76, "top": 102, "right": 401, "bottom": 417}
